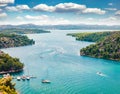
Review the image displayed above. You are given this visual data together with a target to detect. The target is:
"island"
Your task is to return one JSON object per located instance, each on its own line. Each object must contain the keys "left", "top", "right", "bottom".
{"left": 67, "top": 31, "right": 120, "bottom": 61}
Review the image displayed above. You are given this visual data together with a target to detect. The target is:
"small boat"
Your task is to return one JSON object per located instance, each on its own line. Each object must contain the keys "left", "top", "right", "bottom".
{"left": 97, "top": 72, "right": 102, "bottom": 75}
{"left": 21, "top": 76, "right": 26, "bottom": 81}
{"left": 26, "top": 76, "right": 30, "bottom": 80}
{"left": 42, "top": 79, "right": 51, "bottom": 83}
{"left": 17, "top": 76, "right": 21, "bottom": 81}
{"left": 30, "top": 75, "right": 37, "bottom": 78}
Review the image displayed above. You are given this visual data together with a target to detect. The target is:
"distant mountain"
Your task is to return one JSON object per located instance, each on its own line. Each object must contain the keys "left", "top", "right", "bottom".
{"left": 0, "top": 24, "right": 120, "bottom": 30}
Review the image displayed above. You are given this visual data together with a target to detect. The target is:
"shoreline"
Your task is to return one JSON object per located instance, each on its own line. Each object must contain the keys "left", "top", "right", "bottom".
{"left": 0, "top": 69, "right": 23, "bottom": 75}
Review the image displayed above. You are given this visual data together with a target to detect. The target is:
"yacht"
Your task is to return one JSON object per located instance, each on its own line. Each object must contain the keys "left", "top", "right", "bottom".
{"left": 21, "top": 76, "right": 26, "bottom": 81}
{"left": 17, "top": 76, "right": 21, "bottom": 81}
{"left": 42, "top": 79, "right": 51, "bottom": 83}
{"left": 26, "top": 76, "right": 30, "bottom": 80}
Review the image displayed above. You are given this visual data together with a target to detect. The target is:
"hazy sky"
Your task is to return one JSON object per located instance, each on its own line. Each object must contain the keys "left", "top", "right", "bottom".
{"left": 0, "top": 0, "right": 120, "bottom": 25}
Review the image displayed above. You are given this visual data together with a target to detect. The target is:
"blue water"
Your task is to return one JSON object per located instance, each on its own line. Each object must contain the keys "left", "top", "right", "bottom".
{"left": 1, "top": 30, "right": 120, "bottom": 94}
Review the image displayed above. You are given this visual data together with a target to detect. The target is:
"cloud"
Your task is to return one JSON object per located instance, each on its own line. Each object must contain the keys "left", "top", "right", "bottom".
{"left": 0, "top": 12, "right": 7, "bottom": 18}
{"left": 54, "top": 3, "right": 86, "bottom": 12}
{"left": 115, "top": 10, "right": 120, "bottom": 15}
{"left": 108, "top": 3, "right": 113, "bottom": 6}
{"left": 0, "top": 0, "right": 14, "bottom": 7}
{"left": 97, "top": 16, "right": 118, "bottom": 25}
{"left": 16, "top": 16, "right": 23, "bottom": 20}
{"left": 0, "top": 0, "right": 14, "bottom": 4}
{"left": 6, "top": 5, "right": 30, "bottom": 11}
{"left": 20, "top": 15, "right": 71, "bottom": 25}
{"left": 25, "top": 15, "right": 49, "bottom": 20}
{"left": 105, "top": 8, "right": 117, "bottom": 11}
{"left": 0, "top": 4, "right": 7, "bottom": 7}
{"left": 33, "top": 4, "right": 54, "bottom": 12}
{"left": 75, "top": 16, "right": 120, "bottom": 25}
{"left": 33, "top": 3, "right": 105, "bottom": 15}
{"left": 16, "top": 5, "right": 30, "bottom": 10}
{"left": 6, "top": 6, "right": 18, "bottom": 11}
{"left": 107, "top": 17, "right": 117, "bottom": 20}
{"left": 82, "top": 8, "right": 106, "bottom": 14}
{"left": 33, "top": 3, "right": 86, "bottom": 12}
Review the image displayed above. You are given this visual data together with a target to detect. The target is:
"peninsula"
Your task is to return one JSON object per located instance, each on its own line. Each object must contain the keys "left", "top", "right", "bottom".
{"left": 68, "top": 31, "right": 120, "bottom": 61}
{"left": 0, "top": 34, "right": 35, "bottom": 49}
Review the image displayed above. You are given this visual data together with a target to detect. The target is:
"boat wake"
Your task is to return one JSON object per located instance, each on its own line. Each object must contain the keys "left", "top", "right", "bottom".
{"left": 43, "top": 47, "right": 66, "bottom": 55}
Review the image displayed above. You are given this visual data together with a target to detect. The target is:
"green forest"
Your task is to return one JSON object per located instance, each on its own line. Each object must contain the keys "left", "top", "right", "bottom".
{"left": 67, "top": 31, "right": 112, "bottom": 42}
{"left": 0, "top": 51, "right": 24, "bottom": 72}
{"left": 0, "top": 34, "right": 35, "bottom": 49}
{"left": 68, "top": 31, "right": 120, "bottom": 61}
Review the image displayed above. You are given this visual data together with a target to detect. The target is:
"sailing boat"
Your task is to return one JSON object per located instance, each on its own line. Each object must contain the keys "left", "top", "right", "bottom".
{"left": 26, "top": 68, "right": 30, "bottom": 80}
{"left": 41, "top": 69, "right": 51, "bottom": 83}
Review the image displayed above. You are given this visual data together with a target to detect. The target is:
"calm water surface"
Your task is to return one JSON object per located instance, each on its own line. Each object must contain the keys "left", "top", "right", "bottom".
{"left": 2, "top": 30, "right": 120, "bottom": 94}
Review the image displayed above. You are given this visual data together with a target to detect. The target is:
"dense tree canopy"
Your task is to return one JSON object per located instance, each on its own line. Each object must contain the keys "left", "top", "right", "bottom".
{"left": 0, "top": 51, "right": 24, "bottom": 72}
{"left": 68, "top": 31, "right": 120, "bottom": 61}
{"left": 80, "top": 31, "right": 120, "bottom": 61}
{"left": 67, "top": 32, "right": 112, "bottom": 42}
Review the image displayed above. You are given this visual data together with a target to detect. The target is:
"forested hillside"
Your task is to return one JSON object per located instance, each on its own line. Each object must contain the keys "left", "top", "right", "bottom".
{"left": 0, "top": 34, "right": 35, "bottom": 49}
{"left": 0, "top": 51, "right": 24, "bottom": 73}
{"left": 80, "top": 31, "right": 120, "bottom": 61}
{"left": 67, "top": 32, "right": 112, "bottom": 42}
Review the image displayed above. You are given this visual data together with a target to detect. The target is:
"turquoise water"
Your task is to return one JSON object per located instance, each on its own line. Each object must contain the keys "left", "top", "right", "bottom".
{"left": 2, "top": 30, "right": 120, "bottom": 94}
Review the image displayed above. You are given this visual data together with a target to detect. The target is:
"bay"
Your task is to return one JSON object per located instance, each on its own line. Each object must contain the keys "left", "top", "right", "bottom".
{"left": 2, "top": 30, "right": 120, "bottom": 94}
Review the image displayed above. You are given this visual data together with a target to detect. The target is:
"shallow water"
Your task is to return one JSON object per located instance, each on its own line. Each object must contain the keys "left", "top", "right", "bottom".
{"left": 2, "top": 30, "right": 120, "bottom": 94}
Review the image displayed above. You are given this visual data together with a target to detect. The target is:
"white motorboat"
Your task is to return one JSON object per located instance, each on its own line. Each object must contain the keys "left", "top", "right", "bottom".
{"left": 17, "top": 76, "right": 21, "bottom": 81}
{"left": 42, "top": 79, "right": 51, "bottom": 83}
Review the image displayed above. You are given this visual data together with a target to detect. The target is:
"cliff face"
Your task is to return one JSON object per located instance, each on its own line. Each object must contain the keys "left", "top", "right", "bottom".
{"left": 80, "top": 31, "right": 120, "bottom": 61}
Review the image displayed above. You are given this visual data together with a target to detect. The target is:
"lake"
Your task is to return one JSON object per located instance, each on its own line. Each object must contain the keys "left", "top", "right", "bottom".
{"left": 2, "top": 30, "right": 120, "bottom": 94}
